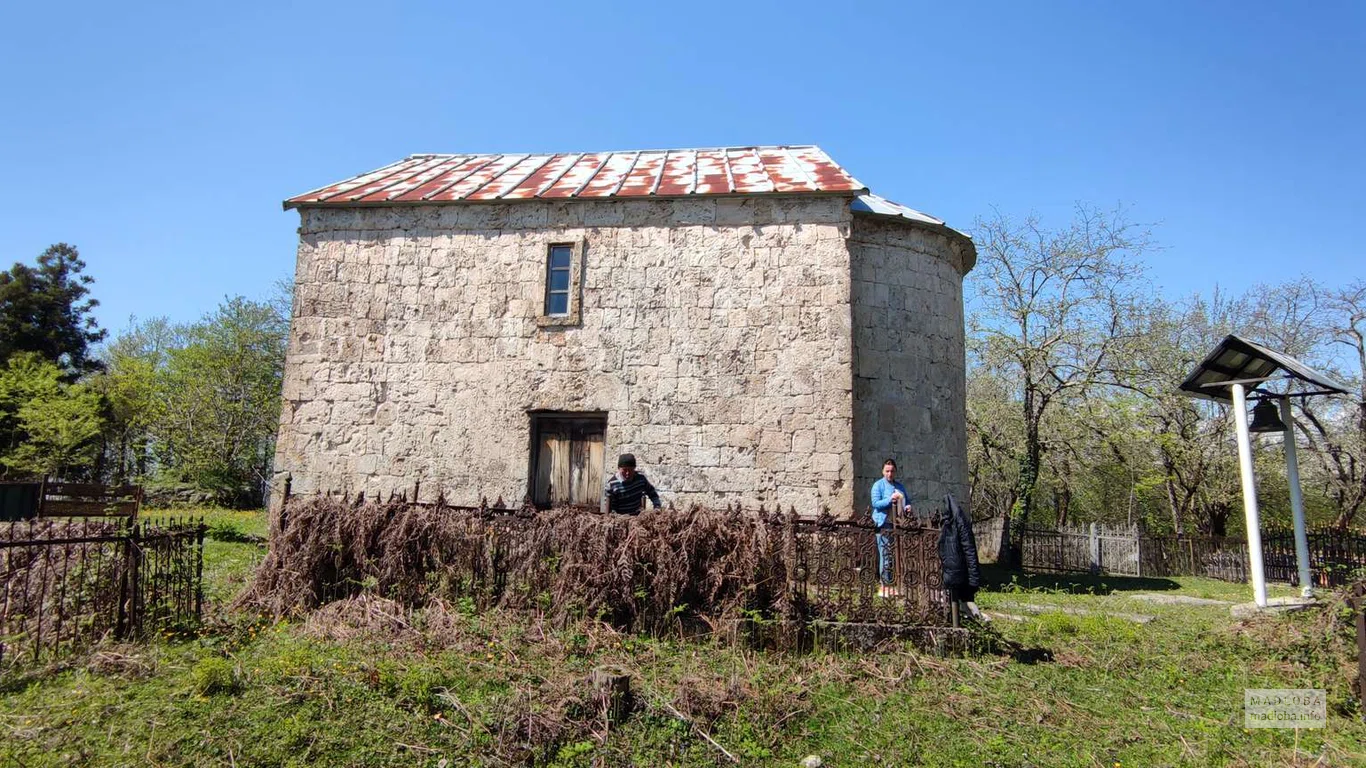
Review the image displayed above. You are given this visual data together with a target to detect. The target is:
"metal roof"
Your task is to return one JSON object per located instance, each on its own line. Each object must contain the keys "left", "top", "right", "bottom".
{"left": 851, "top": 193, "right": 947, "bottom": 227}
{"left": 284, "top": 146, "right": 868, "bottom": 209}
{"left": 1178, "top": 334, "right": 1351, "bottom": 402}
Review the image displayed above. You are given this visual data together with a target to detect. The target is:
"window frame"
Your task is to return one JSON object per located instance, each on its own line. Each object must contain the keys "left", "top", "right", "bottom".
{"left": 537, "top": 240, "right": 584, "bottom": 328}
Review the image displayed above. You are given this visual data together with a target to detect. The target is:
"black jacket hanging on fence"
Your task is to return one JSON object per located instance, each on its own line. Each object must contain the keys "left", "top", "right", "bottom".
{"left": 938, "top": 493, "right": 981, "bottom": 598}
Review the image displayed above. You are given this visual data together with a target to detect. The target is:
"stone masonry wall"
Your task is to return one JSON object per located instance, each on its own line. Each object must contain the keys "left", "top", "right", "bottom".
{"left": 848, "top": 216, "right": 971, "bottom": 513}
{"left": 274, "top": 196, "right": 858, "bottom": 514}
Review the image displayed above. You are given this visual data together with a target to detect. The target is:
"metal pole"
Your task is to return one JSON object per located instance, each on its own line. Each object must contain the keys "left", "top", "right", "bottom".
{"left": 1231, "top": 383, "right": 1268, "bottom": 607}
{"left": 1279, "top": 396, "right": 1313, "bottom": 598}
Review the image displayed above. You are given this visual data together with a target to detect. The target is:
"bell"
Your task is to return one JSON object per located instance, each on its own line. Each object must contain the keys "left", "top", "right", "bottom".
{"left": 1248, "top": 399, "right": 1287, "bottom": 433}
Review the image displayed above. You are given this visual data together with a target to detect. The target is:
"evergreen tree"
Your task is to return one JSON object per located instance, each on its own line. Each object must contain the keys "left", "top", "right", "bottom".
{"left": 0, "top": 243, "right": 107, "bottom": 376}
{"left": 0, "top": 352, "right": 104, "bottom": 478}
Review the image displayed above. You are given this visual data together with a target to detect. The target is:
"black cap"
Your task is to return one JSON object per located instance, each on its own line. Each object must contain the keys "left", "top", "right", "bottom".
{"left": 617, "top": 453, "right": 636, "bottom": 468}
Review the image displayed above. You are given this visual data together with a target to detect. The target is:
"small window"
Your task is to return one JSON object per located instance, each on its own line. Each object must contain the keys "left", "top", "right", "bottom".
{"left": 545, "top": 244, "right": 573, "bottom": 316}
{"left": 537, "top": 241, "right": 584, "bottom": 328}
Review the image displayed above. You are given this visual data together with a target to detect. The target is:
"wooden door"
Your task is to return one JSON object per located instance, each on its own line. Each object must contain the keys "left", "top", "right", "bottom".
{"left": 532, "top": 417, "right": 605, "bottom": 507}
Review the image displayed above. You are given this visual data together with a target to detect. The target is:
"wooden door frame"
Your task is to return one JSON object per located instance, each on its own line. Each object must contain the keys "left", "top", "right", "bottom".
{"left": 527, "top": 410, "right": 608, "bottom": 508}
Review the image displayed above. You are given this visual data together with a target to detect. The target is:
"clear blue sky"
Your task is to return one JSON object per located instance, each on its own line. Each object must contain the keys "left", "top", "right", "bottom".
{"left": 2, "top": 1, "right": 1362, "bottom": 335}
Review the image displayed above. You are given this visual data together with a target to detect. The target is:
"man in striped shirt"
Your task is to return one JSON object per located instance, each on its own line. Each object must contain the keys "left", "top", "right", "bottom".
{"left": 605, "top": 453, "right": 661, "bottom": 514}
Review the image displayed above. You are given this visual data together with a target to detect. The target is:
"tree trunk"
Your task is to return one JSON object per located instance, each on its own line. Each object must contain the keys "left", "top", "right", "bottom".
{"left": 1015, "top": 403, "right": 1042, "bottom": 525}
{"left": 1163, "top": 472, "right": 1185, "bottom": 535}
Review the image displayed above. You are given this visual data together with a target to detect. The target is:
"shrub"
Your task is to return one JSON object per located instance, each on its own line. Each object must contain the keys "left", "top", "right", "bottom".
{"left": 191, "top": 656, "right": 238, "bottom": 696}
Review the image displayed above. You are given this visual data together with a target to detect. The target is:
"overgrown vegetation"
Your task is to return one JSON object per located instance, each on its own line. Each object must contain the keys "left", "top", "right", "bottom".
{"left": 2, "top": 508, "right": 1363, "bottom": 766}
{"left": 238, "top": 497, "right": 788, "bottom": 633}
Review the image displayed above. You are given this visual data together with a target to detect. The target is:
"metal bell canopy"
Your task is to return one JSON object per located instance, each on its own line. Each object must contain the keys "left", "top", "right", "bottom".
{"left": 1179, "top": 334, "right": 1350, "bottom": 402}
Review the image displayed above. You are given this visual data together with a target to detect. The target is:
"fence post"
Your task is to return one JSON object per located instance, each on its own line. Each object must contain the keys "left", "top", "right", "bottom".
{"left": 130, "top": 522, "right": 143, "bottom": 638}
{"left": 115, "top": 524, "right": 129, "bottom": 639}
{"left": 195, "top": 518, "right": 205, "bottom": 623}
{"left": 1134, "top": 521, "right": 1144, "bottom": 578}
{"left": 1356, "top": 581, "right": 1365, "bottom": 723}
{"left": 115, "top": 522, "right": 142, "bottom": 640}
{"left": 1005, "top": 512, "right": 1021, "bottom": 570}
{"left": 782, "top": 507, "right": 799, "bottom": 622}
{"left": 1089, "top": 523, "right": 1100, "bottom": 576}
{"left": 278, "top": 475, "right": 292, "bottom": 537}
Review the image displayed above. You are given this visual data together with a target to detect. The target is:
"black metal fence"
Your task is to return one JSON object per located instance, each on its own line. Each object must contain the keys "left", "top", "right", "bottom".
{"left": 1268, "top": 530, "right": 1366, "bottom": 587}
{"left": 1012, "top": 517, "right": 1366, "bottom": 586}
{"left": 0, "top": 517, "right": 205, "bottom": 671}
{"left": 789, "top": 509, "right": 948, "bottom": 626}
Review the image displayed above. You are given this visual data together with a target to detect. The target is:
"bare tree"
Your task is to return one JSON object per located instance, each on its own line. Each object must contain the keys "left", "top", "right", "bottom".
{"left": 968, "top": 205, "right": 1154, "bottom": 534}
{"left": 1311, "top": 281, "right": 1365, "bottom": 528}
{"left": 1133, "top": 291, "right": 1252, "bottom": 535}
{"left": 1244, "top": 278, "right": 1366, "bottom": 530}
{"left": 965, "top": 368, "right": 1021, "bottom": 519}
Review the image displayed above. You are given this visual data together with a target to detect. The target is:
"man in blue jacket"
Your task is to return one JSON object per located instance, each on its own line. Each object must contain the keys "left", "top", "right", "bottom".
{"left": 870, "top": 458, "right": 909, "bottom": 597}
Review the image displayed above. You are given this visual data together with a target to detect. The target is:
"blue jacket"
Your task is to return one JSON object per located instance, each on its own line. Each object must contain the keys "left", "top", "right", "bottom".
{"left": 870, "top": 478, "right": 909, "bottom": 528}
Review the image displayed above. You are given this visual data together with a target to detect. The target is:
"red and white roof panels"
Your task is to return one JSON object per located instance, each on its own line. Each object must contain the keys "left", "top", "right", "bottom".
{"left": 285, "top": 145, "right": 868, "bottom": 208}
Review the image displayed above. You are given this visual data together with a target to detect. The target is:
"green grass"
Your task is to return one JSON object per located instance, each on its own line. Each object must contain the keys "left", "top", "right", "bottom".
{"left": 194, "top": 507, "right": 270, "bottom": 612}
{"left": 2, "top": 510, "right": 1362, "bottom": 767}
{"left": 140, "top": 506, "right": 270, "bottom": 612}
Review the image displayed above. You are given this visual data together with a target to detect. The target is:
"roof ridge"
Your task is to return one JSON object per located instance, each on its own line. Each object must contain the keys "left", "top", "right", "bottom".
{"left": 404, "top": 144, "right": 824, "bottom": 160}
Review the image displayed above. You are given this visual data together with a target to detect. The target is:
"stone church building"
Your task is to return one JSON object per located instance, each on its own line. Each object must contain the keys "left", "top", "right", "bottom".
{"left": 275, "top": 146, "right": 975, "bottom": 514}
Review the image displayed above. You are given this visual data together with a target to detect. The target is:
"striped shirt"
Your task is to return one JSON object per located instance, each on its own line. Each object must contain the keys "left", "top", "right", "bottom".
{"left": 605, "top": 471, "right": 661, "bottom": 514}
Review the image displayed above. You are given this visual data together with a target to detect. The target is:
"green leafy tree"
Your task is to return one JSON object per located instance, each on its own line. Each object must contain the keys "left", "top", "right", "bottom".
{"left": 93, "top": 317, "right": 176, "bottom": 483}
{"left": 1130, "top": 292, "right": 1251, "bottom": 535}
{"left": 0, "top": 243, "right": 107, "bottom": 376}
{"left": 0, "top": 352, "right": 104, "bottom": 477}
{"left": 965, "top": 367, "right": 1023, "bottom": 520}
{"left": 157, "top": 297, "right": 286, "bottom": 506}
